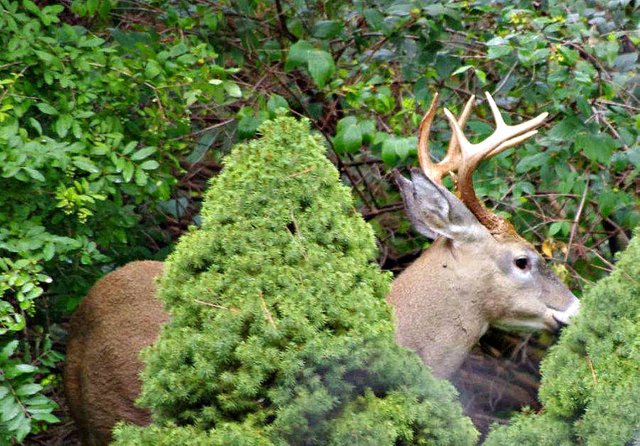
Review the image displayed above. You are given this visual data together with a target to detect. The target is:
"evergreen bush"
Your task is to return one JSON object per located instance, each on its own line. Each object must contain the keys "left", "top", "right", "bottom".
{"left": 484, "top": 229, "right": 640, "bottom": 445}
{"left": 112, "top": 117, "right": 477, "bottom": 445}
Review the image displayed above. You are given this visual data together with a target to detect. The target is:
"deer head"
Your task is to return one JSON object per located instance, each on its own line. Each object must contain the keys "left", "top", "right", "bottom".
{"left": 388, "top": 92, "right": 580, "bottom": 377}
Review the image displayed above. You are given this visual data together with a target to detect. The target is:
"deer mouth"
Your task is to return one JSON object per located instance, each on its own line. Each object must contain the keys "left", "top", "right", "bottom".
{"left": 550, "top": 299, "right": 581, "bottom": 327}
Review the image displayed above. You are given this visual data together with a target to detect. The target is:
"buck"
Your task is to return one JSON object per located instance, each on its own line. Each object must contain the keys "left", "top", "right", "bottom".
{"left": 389, "top": 92, "right": 579, "bottom": 377}
{"left": 64, "top": 92, "right": 580, "bottom": 445}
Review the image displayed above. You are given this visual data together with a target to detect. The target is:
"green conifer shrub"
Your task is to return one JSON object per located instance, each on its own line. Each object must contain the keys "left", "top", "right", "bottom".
{"left": 484, "top": 229, "right": 640, "bottom": 445}
{"left": 113, "top": 117, "right": 478, "bottom": 445}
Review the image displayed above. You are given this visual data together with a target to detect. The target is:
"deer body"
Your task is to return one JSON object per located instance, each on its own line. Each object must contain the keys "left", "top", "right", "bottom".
{"left": 64, "top": 261, "right": 167, "bottom": 446}
{"left": 64, "top": 93, "right": 580, "bottom": 444}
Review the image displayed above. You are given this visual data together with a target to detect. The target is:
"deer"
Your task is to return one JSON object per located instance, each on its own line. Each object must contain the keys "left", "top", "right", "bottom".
{"left": 388, "top": 92, "right": 580, "bottom": 377}
{"left": 63, "top": 92, "right": 580, "bottom": 445}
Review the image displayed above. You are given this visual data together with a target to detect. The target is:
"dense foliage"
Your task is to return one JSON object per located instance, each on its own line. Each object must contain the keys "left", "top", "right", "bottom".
{"left": 0, "top": 0, "right": 638, "bottom": 442}
{"left": 112, "top": 117, "right": 478, "bottom": 445}
{"left": 0, "top": 0, "right": 238, "bottom": 441}
{"left": 133, "top": 0, "right": 639, "bottom": 285}
{"left": 484, "top": 229, "right": 640, "bottom": 445}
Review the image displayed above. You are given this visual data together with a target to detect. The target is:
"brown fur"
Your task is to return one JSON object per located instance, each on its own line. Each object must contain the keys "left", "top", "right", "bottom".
{"left": 388, "top": 234, "right": 578, "bottom": 378}
{"left": 64, "top": 261, "right": 168, "bottom": 446}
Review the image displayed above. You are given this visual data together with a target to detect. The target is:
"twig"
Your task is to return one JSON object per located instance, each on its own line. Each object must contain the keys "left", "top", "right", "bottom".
{"left": 493, "top": 62, "right": 518, "bottom": 96}
{"left": 181, "top": 119, "right": 235, "bottom": 139}
{"left": 586, "top": 355, "right": 598, "bottom": 385}
{"left": 361, "top": 203, "right": 404, "bottom": 219}
{"left": 287, "top": 166, "right": 314, "bottom": 178}
{"left": 564, "top": 174, "right": 589, "bottom": 263}
{"left": 595, "top": 98, "right": 640, "bottom": 112}
{"left": 193, "top": 299, "right": 230, "bottom": 311}
{"left": 259, "top": 292, "right": 277, "bottom": 328}
{"left": 274, "top": 0, "right": 297, "bottom": 41}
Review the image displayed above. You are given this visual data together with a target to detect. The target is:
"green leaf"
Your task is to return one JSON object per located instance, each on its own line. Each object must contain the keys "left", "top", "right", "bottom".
{"left": 311, "top": 20, "right": 343, "bottom": 39}
{"left": 381, "top": 139, "right": 399, "bottom": 166}
{"left": 307, "top": 50, "right": 335, "bottom": 88}
{"left": 6, "top": 410, "right": 26, "bottom": 432}
{"left": 576, "top": 133, "right": 617, "bottom": 165}
{"left": 516, "top": 153, "right": 549, "bottom": 173}
{"left": 144, "top": 60, "right": 162, "bottom": 79}
{"left": 237, "top": 116, "right": 263, "bottom": 139}
{"left": 549, "top": 221, "right": 564, "bottom": 237}
{"left": 43, "top": 243, "right": 55, "bottom": 261}
{"left": 597, "top": 189, "right": 617, "bottom": 217}
{"left": 34, "top": 51, "right": 55, "bottom": 64}
{"left": 424, "top": 4, "right": 445, "bottom": 16}
{"left": 122, "top": 162, "right": 134, "bottom": 182}
{"left": 134, "top": 167, "right": 148, "bottom": 186}
{"left": 451, "top": 65, "right": 474, "bottom": 76}
{"left": 267, "top": 95, "right": 289, "bottom": 116}
{"left": 547, "top": 116, "right": 583, "bottom": 141}
{"left": 139, "top": 160, "right": 159, "bottom": 170}
{"left": 86, "top": 0, "right": 99, "bottom": 14}
{"left": 54, "top": 114, "right": 73, "bottom": 138}
{"left": 131, "top": 146, "right": 157, "bottom": 161}
{"left": 30, "top": 412, "right": 60, "bottom": 423}
{"left": 23, "top": 0, "right": 40, "bottom": 15}
{"left": 13, "top": 364, "right": 37, "bottom": 374}
{"left": 16, "top": 383, "right": 42, "bottom": 397}
{"left": 78, "top": 36, "right": 105, "bottom": 48}
{"left": 359, "top": 119, "right": 377, "bottom": 144}
{"left": 223, "top": 81, "right": 242, "bottom": 98}
{"left": 363, "top": 9, "right": 383, "bottom": 29}
{"left": 122, "top": 141, "right": 138, "bottom": 155}
{"left": 0, "top": 341, "right": 19, "bottom": 361}
{"left": 28, "top": 118, "right": 42, "bottom": 135}
{"left": 1, "top": 399, "right": 20, "bottom": 422}
{"left": 334, "top": 123, "right": 362, "bottom": 154}
{"left": 285, "top": 40, "right": 313, "bottom": 70}
{"left": 488, "top": 44, "right": 512, "bottom": 59}
{"left": 73, "top": 157, "right": 100, "bottom": 174}
{"left": 24, "top": 168, "right": 45, "bottom": 182}
{"left": 36, "top": 103, "right": 58, "bottom": 116}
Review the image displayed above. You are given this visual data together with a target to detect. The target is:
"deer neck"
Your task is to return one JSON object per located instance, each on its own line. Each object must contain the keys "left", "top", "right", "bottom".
{"left": 388, "top": 238, "right": 489, "bottom": 378}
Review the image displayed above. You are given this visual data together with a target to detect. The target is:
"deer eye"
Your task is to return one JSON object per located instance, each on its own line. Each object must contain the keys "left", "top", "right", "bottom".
{"left": 514, "top": 257, "right": 530, "bottom": 271}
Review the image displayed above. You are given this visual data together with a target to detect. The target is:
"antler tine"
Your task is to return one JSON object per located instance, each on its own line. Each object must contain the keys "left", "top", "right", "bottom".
{"left": 417, "top": 93, "right": 475, "bottom": 184}
{"left": 442, "top": 92, "right": 548, "bottom": 235}
{"left": 444, "top": 92, "right": 548, "bottom": 170}
{"left": 440, "top": 94, "right": 475, "bottom": 170}
{"left": 417, "top": 92, "right": 439, "bottom": 179}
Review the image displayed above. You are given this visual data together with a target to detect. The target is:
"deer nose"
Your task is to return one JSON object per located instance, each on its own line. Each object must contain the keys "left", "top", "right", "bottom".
{"left": 550, "top": 298, "right": 580, "bottom": 326}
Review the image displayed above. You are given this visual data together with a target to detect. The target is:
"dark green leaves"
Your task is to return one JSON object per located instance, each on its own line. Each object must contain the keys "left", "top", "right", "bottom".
{"left": 576, "top": 133, "right": 618, "bottom": 165}
{"left": 311, "top": 20, "right": 343, "bottom": 39}
{"left": 0, "top": 337, "right": 60, "bottom": 443}
{"left": 286, "top": 40, "right": 335, "bottom": 88}
{"left": 333, "top": 117, "right": 378, "bottom": 154}
{"left": 380, "top": 136, "right": 417, "bottom": 165}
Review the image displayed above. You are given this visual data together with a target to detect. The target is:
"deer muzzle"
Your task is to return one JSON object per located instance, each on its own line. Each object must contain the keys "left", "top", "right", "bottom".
{"left": 550, "top": 297, "right": 581, "bottom": 327}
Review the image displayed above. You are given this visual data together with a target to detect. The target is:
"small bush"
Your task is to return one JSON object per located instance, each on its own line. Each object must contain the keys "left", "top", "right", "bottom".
{"left": 113, "top": 117, "right": 478, "bottom": 445}
{"left": 485, "top": 229, "right": 640, "bottom": 445}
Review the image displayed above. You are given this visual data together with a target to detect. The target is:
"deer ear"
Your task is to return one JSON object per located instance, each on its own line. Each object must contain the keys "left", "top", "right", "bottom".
{"left": 395, "top": 169, "right": 488, "bottom": 241}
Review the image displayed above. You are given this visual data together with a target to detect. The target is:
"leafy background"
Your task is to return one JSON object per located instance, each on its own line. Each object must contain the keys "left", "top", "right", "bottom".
{"left": 0, "top": 0, "right": 637, "bottom": 443}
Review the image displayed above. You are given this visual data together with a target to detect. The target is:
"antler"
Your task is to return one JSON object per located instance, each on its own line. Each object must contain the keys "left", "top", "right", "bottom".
{"left": 417, "top": 92, "right": 475, "bottom": 185}
{"left": 442, "top": 92, "right": 548, "bottom": 235}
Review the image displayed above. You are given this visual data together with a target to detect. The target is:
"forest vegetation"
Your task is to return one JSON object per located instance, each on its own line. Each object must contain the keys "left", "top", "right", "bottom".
{"left": 0, "top": 0, "right": 638, "bottom": 444}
